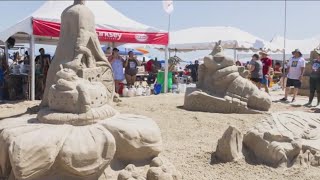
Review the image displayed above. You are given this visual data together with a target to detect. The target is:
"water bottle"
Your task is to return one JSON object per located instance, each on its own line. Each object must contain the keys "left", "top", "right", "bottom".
{"left": 136, "top": 85, "right": 143, "bottom": 96}
{"left": 123, "top": 86, "right": 129, "bottom": 97}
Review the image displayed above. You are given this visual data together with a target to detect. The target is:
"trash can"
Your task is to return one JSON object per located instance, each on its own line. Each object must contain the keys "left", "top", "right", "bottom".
{"left": 156, "top": 71, "right": 173, "bottom": 93}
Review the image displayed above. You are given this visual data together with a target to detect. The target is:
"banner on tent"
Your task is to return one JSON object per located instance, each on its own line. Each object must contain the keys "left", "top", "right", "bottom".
{"left": 32, "top": 19, "right": 169, "bottom": 45}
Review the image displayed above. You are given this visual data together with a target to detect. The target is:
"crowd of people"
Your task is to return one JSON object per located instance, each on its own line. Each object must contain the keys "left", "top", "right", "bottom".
{"left": 0, "top": 48, "right": 51, "bottom": 100}
{"left": 246, "top": 48, "right": 320, "bottom": 107}
{"left": 1, "top": 45, "right": 320, "bottom": 107}
{"left": 107, "top": 47, "right": 162, "bottom": 93}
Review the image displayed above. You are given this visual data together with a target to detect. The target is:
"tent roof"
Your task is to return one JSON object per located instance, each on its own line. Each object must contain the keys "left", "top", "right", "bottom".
{"left": 0, "top": 1, "right": 164, "bottom": 44}
{"left": 164, "top": 26, "right": 282, "bottom": 52}
{"left": 270, "top": 35, "right": 320, "bottom": 54}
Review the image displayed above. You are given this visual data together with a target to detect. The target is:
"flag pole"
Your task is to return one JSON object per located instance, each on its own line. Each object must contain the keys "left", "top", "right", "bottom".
{"left": 164, "top": 14, "right": 171, "bottom": 93}
{"left": 282, "top": 0, "right": 287, "bottom": 88}
{"left": 283, "top": 0, "right": 287, "bottom": 64}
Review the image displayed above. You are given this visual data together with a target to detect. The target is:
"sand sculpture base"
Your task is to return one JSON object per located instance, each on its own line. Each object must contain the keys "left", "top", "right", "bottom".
{"left": 0, "top": 114, "right": 164, "bottom": 180}
{"left": 184, "top": 87, "right": 266, "bottom": 114}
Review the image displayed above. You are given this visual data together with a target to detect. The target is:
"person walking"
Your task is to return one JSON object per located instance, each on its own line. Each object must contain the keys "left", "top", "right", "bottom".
{"left": 124, "top": 51, "right": 139, "bottom": 86}
{"left": 280, "top": 49, "right": 306, "bottom": 102}
{"left": 259, "top": 50, "right": 272, "bottom": 94}
{"left": 305, "top": 50, "right": 320, "bottom": 107}
{"left": 249, "top": 54, "right": 263, "bottom": 88}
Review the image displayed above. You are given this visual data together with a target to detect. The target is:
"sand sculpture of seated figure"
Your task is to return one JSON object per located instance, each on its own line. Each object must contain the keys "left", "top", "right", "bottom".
{"left": 184, "top": 41, "right": 272, "bottom": 113}
{"left": 0, "top": 1, "right": 178, "bottom": 180}
{"left": 41, "top": 0, "right": 114, "bottom": 108}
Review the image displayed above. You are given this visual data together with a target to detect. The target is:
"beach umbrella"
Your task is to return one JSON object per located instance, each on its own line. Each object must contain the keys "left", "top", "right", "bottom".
{"left": 136, "top": 47, "right": 149, "bottom": 54}
{"left": 101, "top": 46, "right": 143, "bottom": 56}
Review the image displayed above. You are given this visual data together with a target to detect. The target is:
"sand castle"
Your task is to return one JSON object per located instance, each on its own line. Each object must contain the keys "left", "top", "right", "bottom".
{"left": 184, "top": 41, "right": 272, "bottom": 113}
{"left": 0, "top": 1, "right": 180, "bottom": 179}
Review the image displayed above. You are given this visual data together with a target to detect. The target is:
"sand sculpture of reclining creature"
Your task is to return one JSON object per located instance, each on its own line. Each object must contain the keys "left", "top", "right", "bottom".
{"left": 0, "top": 1, "right": 181, "bottom": 179}
{"left": 184, "top": 41, "right": 272, "bottom": 113}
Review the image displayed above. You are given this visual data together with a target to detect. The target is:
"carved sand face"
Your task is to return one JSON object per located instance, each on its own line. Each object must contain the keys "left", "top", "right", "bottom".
{"left": 56, "top": 68, "right": 78, "bottom": 82}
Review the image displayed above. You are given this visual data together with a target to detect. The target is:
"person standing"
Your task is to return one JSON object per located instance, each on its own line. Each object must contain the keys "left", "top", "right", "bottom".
{"left": 187, "top": 60, "right": 199, "bottom": 82}
{"left": 108, "top": 48, "right": 125, "bottom": 93}
{"left": 259, "top": 51, "right": 272, "bottom": 94}
{"left": 280, "top": 49, "right": 306, "bottom": 102}
{"left": 145, "top": 59, "right": 155, "bottom": 73}
{"left": 305, "top": 50, "right": 320, "bottom": 106}
{"left": 249, "top": 54, "right": 263, "bottom": 88}
{"left": 124, "top": 51, "right": 139, "bottom": 86}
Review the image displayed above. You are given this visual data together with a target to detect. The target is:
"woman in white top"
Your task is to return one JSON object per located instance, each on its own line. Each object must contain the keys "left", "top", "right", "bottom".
{"left": 108, "top": 48, "right": 125, "bottom": 94}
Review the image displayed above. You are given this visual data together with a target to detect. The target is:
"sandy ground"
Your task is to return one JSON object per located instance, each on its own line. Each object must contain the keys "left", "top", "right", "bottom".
{"left": 1, "top": 90, "right": 320, "bottom": 180}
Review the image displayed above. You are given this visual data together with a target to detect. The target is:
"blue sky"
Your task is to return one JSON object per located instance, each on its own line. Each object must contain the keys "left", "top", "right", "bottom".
{"left": 0, "top": 1, "right": 319, "bottom": 60}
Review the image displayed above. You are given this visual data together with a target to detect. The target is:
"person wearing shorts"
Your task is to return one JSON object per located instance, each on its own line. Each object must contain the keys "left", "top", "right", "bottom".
{"left": 108, "top": 48, "right": 125, "bottom": 93}
{"left": 305, "top": 50, "right": 320, "bottom": 107}
{"left": 249, "top": 54, "right": 263, "bottom": 88}
{"left": 259, "top": 50, "right": 272, "bottom": 94}
{"left": 124, "top": 51, "right": 139, "bottom": 86}
{"left": 280, "top": 49, "right": 306, "bottom": 102}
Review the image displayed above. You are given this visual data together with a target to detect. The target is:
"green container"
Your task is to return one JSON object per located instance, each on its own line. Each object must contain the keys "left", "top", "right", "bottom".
{"left": 156, "top": 71, "right": 173, "bottom": 93}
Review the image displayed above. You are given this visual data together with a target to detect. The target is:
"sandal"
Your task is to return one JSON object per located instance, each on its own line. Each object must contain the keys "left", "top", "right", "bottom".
{"left": 280, "top": 97, "right": 287, "bottom": 102}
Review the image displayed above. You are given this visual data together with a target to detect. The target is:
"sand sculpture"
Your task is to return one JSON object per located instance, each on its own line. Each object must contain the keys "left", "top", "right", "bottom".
{"left": 214, "top": 112, "right": 320, "bottom": 168}
{"left": 215, "top": 126, "right": 243, "bottom": 162}
{"left": 0, "top": 1, "right": 180, "bottom": 179}
{"left": 184, "top": 41, "right": 272, "bottom": 113}
{"left": 243, "top": 111, "right": 320, "bottom": 167}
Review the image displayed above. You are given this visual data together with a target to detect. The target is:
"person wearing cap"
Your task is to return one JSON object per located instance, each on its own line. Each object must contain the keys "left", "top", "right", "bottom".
{"left": 280, "top": 49, "right": 306, "bottom": 102}
{"left": 108, "top": 47, "right": 125, "bottom": 93}
{"left": 305, "top": 50, "right": 320, "bottom": 107}
{"left": 259, "top": 50, "right": 272, "bottom": 94}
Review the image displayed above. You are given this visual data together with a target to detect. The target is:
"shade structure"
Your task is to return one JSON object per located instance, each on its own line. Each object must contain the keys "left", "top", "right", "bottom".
{"left": 101, "top": 46, "right": 143, "bottom": 56}
{"left": 0, "top": 0, "right": 169, "bottom": 101}
{"left": 155, "top": 26, "right": 281, "bottom": 52}
{"left": 0, "top": 1, "right": 168, "bottom": 45}
{"left": 270, "top": 35, "right": 320, "bottom": 55}
{"left": 136, "top": 47, "right": 149, "bottom": 54}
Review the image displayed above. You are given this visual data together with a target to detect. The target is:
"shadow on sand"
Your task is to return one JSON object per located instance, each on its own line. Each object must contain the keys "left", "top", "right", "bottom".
{"left": 0, "top": 105, "right": 40, "bottom": 120}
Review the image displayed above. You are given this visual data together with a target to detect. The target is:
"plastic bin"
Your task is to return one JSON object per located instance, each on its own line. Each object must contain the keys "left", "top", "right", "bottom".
{"left": 153, "top": 83, "right": 162, "bottom": 95}
{"left": 156, "top": 71, "right": 173, "bottom": 93}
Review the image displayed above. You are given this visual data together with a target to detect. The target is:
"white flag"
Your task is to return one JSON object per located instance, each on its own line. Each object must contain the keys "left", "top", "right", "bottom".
{"left": 163, "top": 0, "right": 174, "bottom": 14}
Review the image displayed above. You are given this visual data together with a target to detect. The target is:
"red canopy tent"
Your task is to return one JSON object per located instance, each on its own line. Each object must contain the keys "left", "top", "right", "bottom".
{"left": 0, "top": 1, "right": 168, "bottom": 100}
{"left": 32, "top": 19, "right": 168, "bottom": 45}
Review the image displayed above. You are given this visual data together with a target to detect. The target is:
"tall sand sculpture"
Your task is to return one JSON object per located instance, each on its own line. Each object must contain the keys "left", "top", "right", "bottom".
{"left": 0, "top": 1, "right": 180, "bottom": 179}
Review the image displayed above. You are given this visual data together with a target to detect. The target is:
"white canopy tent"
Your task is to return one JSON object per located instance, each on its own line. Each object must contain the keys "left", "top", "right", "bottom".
{"left": 270, "top": 35, "right": 320, "bottom": 55}
{"left": 156, "top": 26, "right": 283, "bottom": 53}
{"left": 0, "top": 1, "right": 168, "bottom": 100}
{"left": 0, "top": 1, "right": 164, "bottom": 45}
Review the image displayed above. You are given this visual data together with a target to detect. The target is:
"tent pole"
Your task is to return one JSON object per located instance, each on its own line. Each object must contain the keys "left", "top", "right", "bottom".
{"left": 30, "top": 35, "right": 35, "bottom": 101}
{"left": 164, "top": 13, "right": 171, "bottom": 93}
{"left": 283, "top": 0, "right": 287, "bottom": 67}
{"left": 4, "top": 42, "right": 8, "bottom": 63}
{"left": 164, "top": 46, "right": 169, "bottom": 93}
{"left": 233, "top": 49, "right": 237, "bottom": 61}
